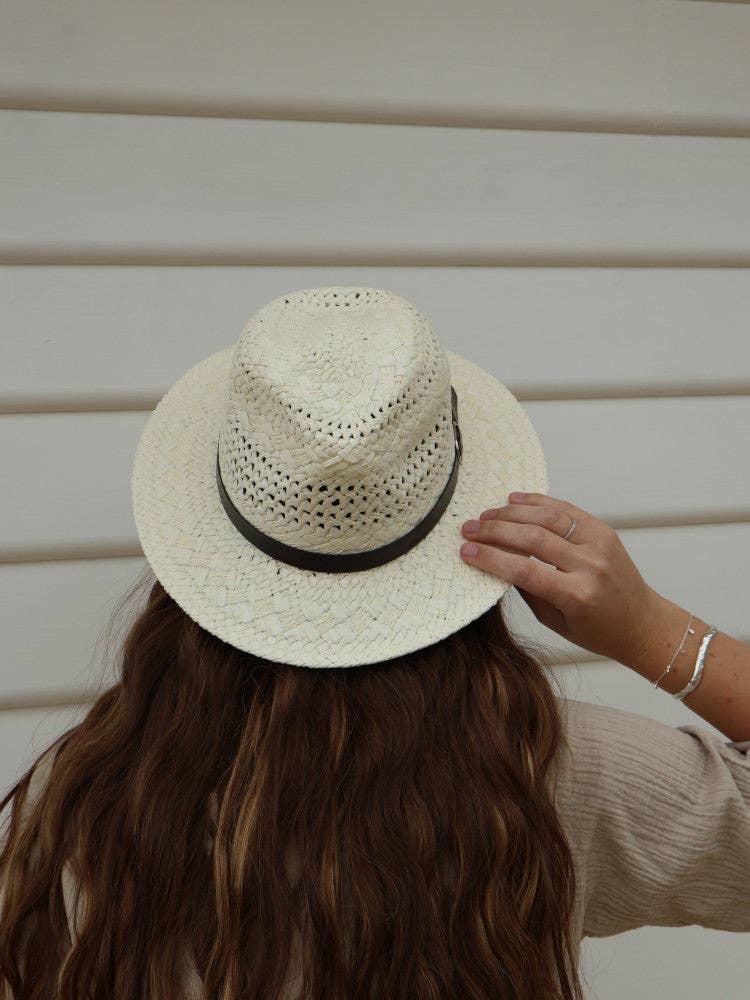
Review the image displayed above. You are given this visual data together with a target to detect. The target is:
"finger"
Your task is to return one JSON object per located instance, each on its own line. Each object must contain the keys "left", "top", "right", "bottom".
{"left": 459, "top": 541, "right": 567, "bottom": 605}
{"left": 508, "top": 492, "right": 560, "bottom": 506}
{"left": 461, "top": 517, "right": 581, "bottom": 571}
{"left": 479, "top": 493, "right": 596, "bottom": 537}
{"left": 505, "top": 493, "right": 592, "bottom": 522}
{"left": 476, "top": 502, "right": 589, "bottom": 548}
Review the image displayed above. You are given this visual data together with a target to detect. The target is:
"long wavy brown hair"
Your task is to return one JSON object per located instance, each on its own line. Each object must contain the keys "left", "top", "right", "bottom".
{"left": 0, "top": 568, "right": 584, "bottom": 1000}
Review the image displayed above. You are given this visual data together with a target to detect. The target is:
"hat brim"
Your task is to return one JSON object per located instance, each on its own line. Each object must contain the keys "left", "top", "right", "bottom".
{"left": 131, "top": 346, "right": 548, "bottom": 668}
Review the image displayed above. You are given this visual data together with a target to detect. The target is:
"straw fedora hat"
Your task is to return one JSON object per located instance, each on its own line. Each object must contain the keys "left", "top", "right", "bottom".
{"left": 131, "top": 286, "right": 548, "bottom": 668}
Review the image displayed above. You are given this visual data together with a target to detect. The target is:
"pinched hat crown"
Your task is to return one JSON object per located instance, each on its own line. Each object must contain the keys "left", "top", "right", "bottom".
{"left": 216, "top": 286, "right": 462, "bottom": 570}
{"left": 132, "top": 281, "right": 548, "bottom": 665}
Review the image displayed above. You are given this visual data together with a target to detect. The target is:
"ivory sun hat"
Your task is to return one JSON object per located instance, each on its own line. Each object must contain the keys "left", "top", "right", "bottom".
{"left": 131, "top": 286, "right": 549, "bottom": 668}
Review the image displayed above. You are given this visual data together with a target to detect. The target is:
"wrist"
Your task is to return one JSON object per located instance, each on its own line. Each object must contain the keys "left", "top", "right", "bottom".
{"left": 617, "top": 588, "right": 698, "bottom": 684}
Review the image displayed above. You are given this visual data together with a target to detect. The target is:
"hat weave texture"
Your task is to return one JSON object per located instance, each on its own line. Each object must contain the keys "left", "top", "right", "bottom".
{"left": 131, "top": 286, "right": 549, "bottom": 668}
{"left": 218, "top": 287, "right": 456, "bottom": 557}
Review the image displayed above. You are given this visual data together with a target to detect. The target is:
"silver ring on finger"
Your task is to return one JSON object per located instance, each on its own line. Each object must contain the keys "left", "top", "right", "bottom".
{"left": 562, "top": 516, "right": 577, "bottom": 541}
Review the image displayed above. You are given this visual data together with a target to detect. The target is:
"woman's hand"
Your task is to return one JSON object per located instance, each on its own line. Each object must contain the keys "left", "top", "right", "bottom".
{"left": 459, "top": 492, "right": 662, "bottom": 666}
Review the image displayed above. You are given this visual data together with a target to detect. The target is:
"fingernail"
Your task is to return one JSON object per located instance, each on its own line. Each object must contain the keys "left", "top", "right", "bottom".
{"left": 479, "top": 509, "right": 496, "bottom": 520}
{"left": 463, "top": 519, "right": 480, "bottom": 535}
{"left": 509, "top": 492, "right": 526, "bottom": 501}
{"left": 461, "top": 542, "right": 479, "bottom": 557}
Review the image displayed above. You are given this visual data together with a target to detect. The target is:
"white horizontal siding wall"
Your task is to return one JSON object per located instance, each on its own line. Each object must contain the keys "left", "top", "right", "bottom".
{"left": 1, "top": 3, "right": 749, "bottom": 996}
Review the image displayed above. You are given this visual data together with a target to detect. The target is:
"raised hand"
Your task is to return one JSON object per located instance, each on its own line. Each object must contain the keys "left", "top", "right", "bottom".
{"left": 459, "top": 492, "right": 658, "bottom": 667}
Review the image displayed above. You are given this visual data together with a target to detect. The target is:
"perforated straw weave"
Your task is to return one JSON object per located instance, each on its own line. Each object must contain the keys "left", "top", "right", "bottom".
{"left": 131, "top": 286, "right": 549, "bottom": 668}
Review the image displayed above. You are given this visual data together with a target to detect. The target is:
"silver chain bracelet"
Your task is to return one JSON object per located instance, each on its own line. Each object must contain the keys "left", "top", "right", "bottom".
{"left": 653, "top": 612, "right": 695, "bottom": 691}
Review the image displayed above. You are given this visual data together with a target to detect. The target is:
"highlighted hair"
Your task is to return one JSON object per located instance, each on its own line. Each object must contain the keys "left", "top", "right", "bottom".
{"left": 1, "top": 573, "right": 584, "bottom": 999}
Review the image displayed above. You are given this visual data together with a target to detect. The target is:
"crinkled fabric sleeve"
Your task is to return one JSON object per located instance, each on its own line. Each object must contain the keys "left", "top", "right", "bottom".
{"left": 557, "top": 698, "right": 750, "bottom": 938}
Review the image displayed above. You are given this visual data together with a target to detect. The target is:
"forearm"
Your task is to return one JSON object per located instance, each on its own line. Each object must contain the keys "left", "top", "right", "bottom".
{"left": 620, "top": 588, "right": 750, "bottom": 744}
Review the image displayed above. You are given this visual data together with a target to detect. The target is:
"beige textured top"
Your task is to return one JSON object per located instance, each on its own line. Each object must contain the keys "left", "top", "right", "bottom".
{"left": 6, "top": 697, "right": 750, "bottom": 992}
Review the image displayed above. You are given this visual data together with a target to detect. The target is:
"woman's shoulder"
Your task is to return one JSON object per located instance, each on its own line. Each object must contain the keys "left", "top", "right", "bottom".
{"left": 550, "top": 693, "right": 750, "bottom": 885}
{"left": 556, "top": 694, "right": 750, "bottom": 760}
{"left": 551, "top": 695, "right": 750, "bottom": 935}
{"left": 553, "top": 694, "right": 749, "bottom": 811}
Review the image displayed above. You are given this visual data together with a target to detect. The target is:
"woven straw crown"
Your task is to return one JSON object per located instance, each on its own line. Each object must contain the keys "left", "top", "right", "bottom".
{"left": 132, "top": 282, "right": 548, "bottom": 666}
{"left": 217, "top": 286, "right": 459, "bottom": 558}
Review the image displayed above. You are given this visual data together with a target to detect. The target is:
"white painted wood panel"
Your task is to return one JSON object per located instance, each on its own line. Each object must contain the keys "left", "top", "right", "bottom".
{"left": 3, "top": 266, "right": 749, "bottom": 407}
{"left": 1, "top": 4, "right": 749, "bottom": 997}
{"left": 3, "top": 397, "right": 748, "bottom": 556}
{"left": 2, "top": 524, "right": 749, "bottom": 703}
{"left": 578, "top": 925, "right": 750, "bottom": 1000}
{"left": 4, "top": 112, "right": 750, "bottom": 262}
{"left": 528, "top": 396, "right": 750, "bottom": 524}
{"left": 0, "top": 557, "right": 149, "bottom": 703}
{"left": 2, "top": 2, "right": 750, "bottom": 134}
{"left": 0, "top": 704, "right": 88, "bottom": 806}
